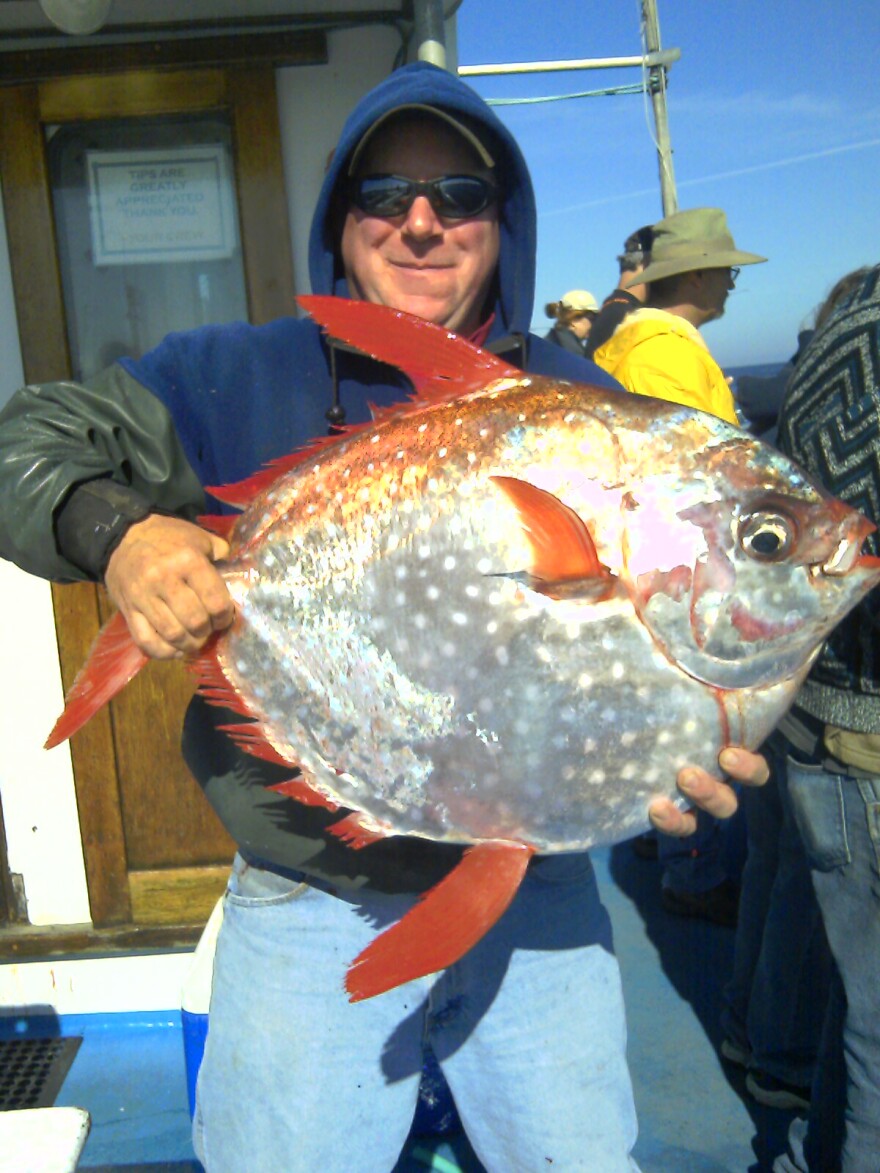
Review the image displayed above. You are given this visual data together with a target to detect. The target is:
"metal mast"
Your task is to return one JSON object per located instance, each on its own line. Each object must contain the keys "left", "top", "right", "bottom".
{"left": 641, "top": 0, "right": 678, "bottom": 215}
{"left": 457, "top": 2, "right": 680, "bottom": 219}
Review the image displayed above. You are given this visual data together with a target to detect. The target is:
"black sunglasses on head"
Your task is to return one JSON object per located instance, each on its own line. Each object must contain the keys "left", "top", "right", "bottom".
{"left": 349, "top": 173, "right": 497, "bottom": 220}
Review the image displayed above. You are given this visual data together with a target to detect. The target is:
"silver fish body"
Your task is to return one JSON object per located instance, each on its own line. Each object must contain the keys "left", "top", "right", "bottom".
{"left": 215, "top": 374, "right": 880, "bottom": 852}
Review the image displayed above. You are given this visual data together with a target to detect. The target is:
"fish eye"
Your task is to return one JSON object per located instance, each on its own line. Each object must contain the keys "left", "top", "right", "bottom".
{"left": 738, "top": 511, "right": 796, "bottom": 561}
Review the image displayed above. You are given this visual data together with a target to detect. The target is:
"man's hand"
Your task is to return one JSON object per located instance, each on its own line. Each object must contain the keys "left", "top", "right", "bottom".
{"left": 104, "top": 514, "right": 234, "bottom": 659}
{"left": 648, "top": 747, "right": 770, "bottom": 837}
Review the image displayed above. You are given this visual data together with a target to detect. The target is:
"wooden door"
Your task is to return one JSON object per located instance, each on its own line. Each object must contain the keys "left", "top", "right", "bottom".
{"left": 0, "top": 34, "right": 325, "bottom": 955}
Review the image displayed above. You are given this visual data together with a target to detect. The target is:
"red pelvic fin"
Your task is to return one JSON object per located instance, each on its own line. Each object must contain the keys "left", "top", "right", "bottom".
{"left": 298, "top": 295, "right": 519, "bottom": 401}
{"left": 490, "top": 475, "right": 617, "bottom": 598}
{"left": 45, "top": 611, "right": 149, "bottom": 749}
{"left": 216, "top": 722, "right": 299, "bottom": 768}
{"left": 266, "top": 776, "right": 340, "bottom": 812}
{"left": 327, "top": 811, "right": 389, "bottom": 849}
{"left": 187, "top": 641, "right": 254, "bottom": 719}
{"left": 345, "top": 839, "right": 536, "bottom": 1002}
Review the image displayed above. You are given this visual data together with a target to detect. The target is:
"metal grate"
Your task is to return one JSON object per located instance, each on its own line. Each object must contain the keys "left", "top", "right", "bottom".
{"left": 0, "top": 1036, "right": 82, "bottom": 1110}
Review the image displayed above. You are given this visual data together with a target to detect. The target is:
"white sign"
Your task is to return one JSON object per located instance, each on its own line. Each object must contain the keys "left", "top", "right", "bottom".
{"left": 86, "top": 146, "right": 238, "bottom": 266}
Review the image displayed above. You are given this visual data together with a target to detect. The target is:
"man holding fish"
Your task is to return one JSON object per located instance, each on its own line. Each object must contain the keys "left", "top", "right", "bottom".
{"left": 0, "top": 62, "right": 776, "bottom": 1171}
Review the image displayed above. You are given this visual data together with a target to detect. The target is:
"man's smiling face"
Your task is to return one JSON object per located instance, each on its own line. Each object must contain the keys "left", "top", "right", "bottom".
{"left": 341, "top": 115, "right": 500, "bottom": 336}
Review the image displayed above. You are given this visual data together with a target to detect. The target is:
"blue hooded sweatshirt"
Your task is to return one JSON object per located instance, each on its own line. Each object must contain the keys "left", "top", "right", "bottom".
{"left": 121, "top": 62, "right": 620, "bottom": 492}
{"left": 113, "top": 62, "right": 623, "bottom": 890}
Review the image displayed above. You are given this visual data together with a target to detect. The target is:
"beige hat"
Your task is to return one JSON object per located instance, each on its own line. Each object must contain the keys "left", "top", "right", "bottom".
{"left": 560, "top": 289, "right": 599, "bottom": 314}
{"left": 348, "top": 104, "right": 495, "bottom": 175}
{"left": 626, "top": 208, "right": 766, "bottom": 287}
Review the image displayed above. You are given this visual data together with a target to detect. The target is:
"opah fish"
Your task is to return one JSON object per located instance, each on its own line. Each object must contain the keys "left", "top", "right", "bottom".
{"left": 48, "top": 297, "right": 880, "bottom": 1000}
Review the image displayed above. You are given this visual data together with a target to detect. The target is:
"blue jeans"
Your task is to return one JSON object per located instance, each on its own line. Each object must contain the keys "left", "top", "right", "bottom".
{"left": 721, "top": 732, "right": 830, "bottom": 1085}
{"left": 194, "top": 853, "right": 641, "bottom": 1172}
{"left": 773, "top": 747, "right": 880, "bottom": 1173}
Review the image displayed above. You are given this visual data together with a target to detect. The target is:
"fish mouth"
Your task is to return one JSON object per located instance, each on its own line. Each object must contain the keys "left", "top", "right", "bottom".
{"left": 812, "top": 516, "right": 879, "bottom": 577}
{"left": 815, "top": 537, "right": 863, "bottom": 576}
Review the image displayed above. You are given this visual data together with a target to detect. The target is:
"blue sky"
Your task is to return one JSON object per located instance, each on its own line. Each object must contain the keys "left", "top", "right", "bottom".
{"left": 456, "top": 1, "right": 880, "bottom": 368}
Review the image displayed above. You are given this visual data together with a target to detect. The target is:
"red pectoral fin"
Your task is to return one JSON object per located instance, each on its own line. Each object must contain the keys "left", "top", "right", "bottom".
{"left": 490, "top": 475, "right": 617, "bottom": 598}
{"left": 345, "top": 840, "right": 536, "bottom": 1002}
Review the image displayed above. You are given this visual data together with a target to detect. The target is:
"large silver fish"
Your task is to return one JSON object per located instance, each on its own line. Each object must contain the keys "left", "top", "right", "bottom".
{"left": 49, "top": 297, "right": 880, "bottom": 999}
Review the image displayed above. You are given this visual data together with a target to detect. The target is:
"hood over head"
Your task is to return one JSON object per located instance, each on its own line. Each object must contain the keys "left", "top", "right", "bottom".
{"left": 308, "top": 62, "right": 537, "bottom": 343}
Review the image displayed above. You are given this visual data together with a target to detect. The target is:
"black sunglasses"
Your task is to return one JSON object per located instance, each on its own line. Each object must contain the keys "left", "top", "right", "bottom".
{"left": 349, "top": 173, "right": 497, "bottom": 220}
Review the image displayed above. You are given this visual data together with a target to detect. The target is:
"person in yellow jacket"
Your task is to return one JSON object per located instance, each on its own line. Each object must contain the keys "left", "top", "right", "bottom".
{"left": 593, "top": 207, "right": 766, "bottom": 426}
{"left": 596, "top": 207, "right": 767, "bottom": 928}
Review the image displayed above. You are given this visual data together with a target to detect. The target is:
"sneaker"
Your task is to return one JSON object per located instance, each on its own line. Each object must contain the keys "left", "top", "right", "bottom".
{"left": 746, "top": 1069, "right": 811, "bottom": 1112}
{"left": 720, "top": 1037, "right": 751, "bottom": 1069}
{"left": 660, "top": 879, "right": 740, "bottom": 927}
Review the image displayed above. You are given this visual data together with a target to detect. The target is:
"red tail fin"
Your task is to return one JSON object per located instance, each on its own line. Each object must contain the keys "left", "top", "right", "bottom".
{"left": 45, "top": 611, "right": 148, "bottom": 748}
{"left": 345, "top": 840, "right": 535, "bottom": 1001}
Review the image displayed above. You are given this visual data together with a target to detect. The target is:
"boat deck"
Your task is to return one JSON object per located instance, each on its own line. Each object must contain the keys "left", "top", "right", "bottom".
{"left": 16, "top": 842, "right": 801, "bottom": 1172}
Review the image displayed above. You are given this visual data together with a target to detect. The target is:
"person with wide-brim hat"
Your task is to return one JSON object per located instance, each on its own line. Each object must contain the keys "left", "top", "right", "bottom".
{"left": 626, "top": 207, "right": 766, "bottom": 287}
{"left": 593, "top": 206, "right": 766, "bottom": 424}
{"left": 595, "top": 207, "right": 767, "bottom": 926}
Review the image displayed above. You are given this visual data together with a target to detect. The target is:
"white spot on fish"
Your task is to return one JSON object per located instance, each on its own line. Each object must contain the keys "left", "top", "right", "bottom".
{"left": 579, "top": 673, "right": 593, "bottom": 689}
{"left": 486, "top": 620, "right": 498, "bottom": 635}
{"left": 477, "top": 558, "right": 493, "bottom": 574}
{"left": 438, "top": 447, "right": 447, "bottom": 458}
{"left": 444, "top": 555, "right": 456, "bottom": 571}
{"left": 496, "top": 646, "right": 510, "bottom": 666}
{"left": 427, "top": 586, "right": 440, "bottom": 601}
{"left": 465, "top": 584, "right": 480, "bottom": 598}
{"left": 611, "top": 662, "right": 625, "bottom": 680}
{"left": 451, "top": 613, "right": 467, "bottom": 626}
{"left": 589, "top": 769, "right": 606, "bottom": 785}
{"left": 413, "top": 614, "right": 427, "bottom": 630}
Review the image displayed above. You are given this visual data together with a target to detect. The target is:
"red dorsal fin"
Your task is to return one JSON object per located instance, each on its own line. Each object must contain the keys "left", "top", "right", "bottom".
{"left": 207, "top": 452, "right": 321, "bottom": 510}
{"left": 490, "top": 475, "right": 617, "bottom": 598}
{"left": 197, "top": 513, "right": 238, "bottom": 538}
{"left": 298, "top": 295, "right": 519, "bottom": 400}
{"left": 345, "top": 840, "right": 536, "bottom": 1002}
{"left": 45, "top": 611, "right": 148, "bottom": 748}
{"left": 207, "top": 298, "right": 521, "bottom": 511}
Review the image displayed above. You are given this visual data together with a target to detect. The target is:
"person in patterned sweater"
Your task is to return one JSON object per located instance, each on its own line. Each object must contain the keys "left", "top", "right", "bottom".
{"left": 772, "top": 264, "right": 880, "bottom": 1173}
